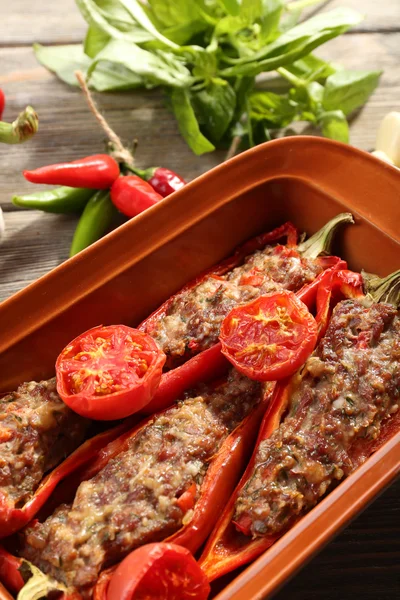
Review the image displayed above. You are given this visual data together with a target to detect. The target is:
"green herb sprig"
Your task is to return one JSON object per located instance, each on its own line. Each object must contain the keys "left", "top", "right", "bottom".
{"left": 34, "top": 0, "right": 381, "bottom": 155}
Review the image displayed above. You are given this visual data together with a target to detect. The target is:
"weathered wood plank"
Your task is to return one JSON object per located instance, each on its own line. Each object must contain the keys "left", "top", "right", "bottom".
{"left": 0, "top": 0, "right": 86, "bottom": 46}
{"left": 1, "top": 31, "right": 399, "bottom": 212}
{"left": 1, "top": 0, "right": 399, "bottom": 46}
{"left": 319, "top": 0, "right": 400, "bottom": 32}
{"left": 0, "top": 211, "right": 77, "bottom": 301}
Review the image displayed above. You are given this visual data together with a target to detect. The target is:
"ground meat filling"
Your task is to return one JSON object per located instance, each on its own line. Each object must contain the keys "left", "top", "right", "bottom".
{"left": 233, "top": 300, "right": 400, "bottom": 538}
{"left": 147, "top": 245, "right": 322, "bottom": 365}
{"left": 0, "top": 379, "right": 88, "bottom": 512}
{"left": 20, "top": 371, "right": 262, "bottom": 592}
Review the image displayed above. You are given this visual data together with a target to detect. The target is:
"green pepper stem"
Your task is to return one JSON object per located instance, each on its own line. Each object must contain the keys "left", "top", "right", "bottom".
{"left": 362, "top": 269, "right": 400, "bottom": 307}
{"left": 297, "top": 213, "right": 354, "bottom": 259}
{"left": 124, "top": 165, "right": 156, "bottom": 181}
{"left": 0, "top": 106, "right": 39, "bottom": 144}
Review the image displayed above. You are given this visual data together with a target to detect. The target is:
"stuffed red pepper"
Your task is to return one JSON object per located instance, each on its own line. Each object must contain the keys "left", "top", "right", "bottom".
{"left": 14, "top": 368, "right": 270, "bottom": 598}
{"left": 199, "top": 269, "right": 400, "bottom": 580}
{"left": 140, "top": 215, "right": 353, "bottom": 368}
{"left": 0, "top": 379, "right": 89, "bottom": 538}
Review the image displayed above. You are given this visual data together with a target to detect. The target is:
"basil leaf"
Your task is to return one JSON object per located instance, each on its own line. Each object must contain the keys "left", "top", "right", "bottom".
{"left": 34, "top": 44, "right": 91, "bottom": 86}
{"left": 233, "top": 76, "right": 255, "bottom": 122}
{"left": 218, "top": 0, "right": 240, "bottom": 16}
{"left": 87, "top": 40, "right": 193, "bottom": 88}
{"left": 147, "top": 0, "right": 199, "bottom": 27}
{"left": 118, "top": 0, "right": 181, "bottom": 47}
{"left": 323, "top": 69, "right": 382, "bottom": 116}
{"left": 249, "top": 90, "right": 298, "bottom": 126}
{"left": 89, "top": 61, "right": 145, "bottom": 91}
{"left": 76, "top": 0, "right": 155, "bottom": 44}
{"left": 76, "top": 0, "right": 178, "bottom": 48}
{"left": 318, "top": 109, "right": 349, "bottom": 143}
{"left": 169, "top": 88, "right": 215, "bottom": 155}
{"left": 285, "top": 54, "right": 337, "bottom": 82}
{"left": 260, "top": 0, "right": 284, "bottom": 43}
{"left": 192, "top": 80, "right": 236, "bottom": 141}
{"left": 84, "top": 24, "right": 110, "bottom": 58}
{"left": 146, "top": 0, "right": 210, "bottom": 44}
{"left": 220, "top": 8, "right": 362, "bottom": 76}
{"left": 192, "top": 52, "right": 218, "bottom": 80}
{"left": 306, "top": 81, "right": 324, "bottom": 109}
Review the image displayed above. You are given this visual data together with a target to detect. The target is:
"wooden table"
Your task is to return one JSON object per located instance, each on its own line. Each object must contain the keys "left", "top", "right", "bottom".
{"left": 0, "top": 1, "right": 399, "bottom": 598}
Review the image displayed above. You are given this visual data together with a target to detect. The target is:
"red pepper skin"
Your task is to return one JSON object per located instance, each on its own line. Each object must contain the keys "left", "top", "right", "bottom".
{"left": 147, "top": 167, "right": 186, "bottom": 197}
{"left": 142, "top": 343, "right": 229, "bottom": 414}
{"left": 0, "top": 419, "right": 135, "bottom": 539}
{"left": 129, "top": 166, "right": 186, "bottom": 197}
{"left": 0, "top": 545, "right": 24, "bottom": 594}
{"left": 198, "top": 270, "right": 371, "bottom": 582}
{"left": 23, "top": 155, "right": 120, "bottom": 189}
{"left": 315, "top": 268, "right": 364, "bottom": 336}
{"left": 110, "top": 175, "right": 163, "bottom": 217}
{"left": 0, "top": 89, "right": 5, "bottom": 121}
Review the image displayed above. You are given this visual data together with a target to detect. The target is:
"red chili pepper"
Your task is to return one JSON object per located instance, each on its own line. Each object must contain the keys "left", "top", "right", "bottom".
{"left": 130, "top": 166, "right": 186, "bottom": 198}
{"left": 23, "top": 155, "right": 120, "bottom": 189}
{"left": 110, "top": 175, "right": 163, "bottom": 217}
{"left": 0, "top": 89, "right": 5, "bottom": 121}
{"left": 197, "top": 270, "right": 375, "bottom": 582}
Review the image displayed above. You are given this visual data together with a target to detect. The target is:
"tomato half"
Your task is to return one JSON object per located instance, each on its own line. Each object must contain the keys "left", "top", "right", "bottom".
{"left": 107, "top": 543, "right": 210, "bottom": 600}
{"left": 56, "top": 325, "right": 166, "bottom": 420}
{"left": 219, "top": 290, "right": 318, "bottom": 381}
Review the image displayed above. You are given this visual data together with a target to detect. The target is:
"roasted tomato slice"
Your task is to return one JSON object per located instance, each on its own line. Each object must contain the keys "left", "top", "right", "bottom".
{"left": 219, "top": 290, "right": 318, "bottom": 381}
{"left": 107, "top": 543, "right": 210, "bottom": 600}
{"left": 56, "top": 325, "right": 165, "bottom": 420}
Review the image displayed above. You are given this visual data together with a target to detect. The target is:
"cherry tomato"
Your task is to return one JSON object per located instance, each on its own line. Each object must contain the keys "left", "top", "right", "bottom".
{"left": 219, "top": 290, "right": 318, "bottom": 381}
{"left": 56, "top": 325, "right": 165, "bottom": 420}
{"left": 107, "top": 543, "right": 210, "bottom": 600}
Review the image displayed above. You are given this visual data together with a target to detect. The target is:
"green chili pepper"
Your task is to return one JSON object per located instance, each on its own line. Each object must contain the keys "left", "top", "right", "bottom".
{"left": 69, "top": 190, "right": 117, "bottom": 257}
{"left": 0, "top": 106, "right": 39, "bottom": 144}
{"left": 12, "top": 187, "right": 95, "bottom": 214}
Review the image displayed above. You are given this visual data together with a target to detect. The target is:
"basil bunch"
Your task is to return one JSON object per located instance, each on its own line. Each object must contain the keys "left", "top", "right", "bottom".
{"left": 35, "top": 0, "right": 381, "bottom": 154}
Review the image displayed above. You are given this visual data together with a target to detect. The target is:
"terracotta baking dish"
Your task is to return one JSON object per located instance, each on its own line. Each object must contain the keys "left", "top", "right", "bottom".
{"left": 0, "top": 136, "right": 399, "bottom": 599}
